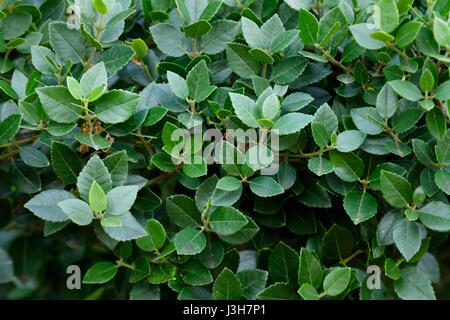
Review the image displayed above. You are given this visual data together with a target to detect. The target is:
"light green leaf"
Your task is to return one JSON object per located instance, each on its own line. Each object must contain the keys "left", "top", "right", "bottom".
{"left": 323, "top": 267, "right": 351, "bottom": 296}
{"left": 380, "top": 170, "right": 412, "bottom": 208}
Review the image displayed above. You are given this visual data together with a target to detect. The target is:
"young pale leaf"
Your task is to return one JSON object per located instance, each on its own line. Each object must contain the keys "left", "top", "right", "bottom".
{"left": 323, "top": 267, "right": 351, "bottom": 296}
{"left": 83, "top": 262, "right": 118, "bottom": 284}
{"left": 89, "top": 181, "right": 107, "bottom": 213}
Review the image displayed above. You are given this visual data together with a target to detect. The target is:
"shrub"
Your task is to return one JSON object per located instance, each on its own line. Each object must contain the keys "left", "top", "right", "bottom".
{"left": 0, "top": 0, "right": 449, "bottom": 300}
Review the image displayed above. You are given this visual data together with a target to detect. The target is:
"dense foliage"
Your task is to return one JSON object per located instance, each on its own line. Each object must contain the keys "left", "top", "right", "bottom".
{"left": 0, "top": 0, "right": 449, "bottom": 300}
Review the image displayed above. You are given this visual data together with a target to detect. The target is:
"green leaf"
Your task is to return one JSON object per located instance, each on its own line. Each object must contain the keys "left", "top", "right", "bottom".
{"left": 393, "top": 108, "right": 424, "bottom": 133}
{"left": 101, "top": 217, "right": 122, "bottom": 228}
{"left": 394, "top": 267, "right": 436, "bottom": 300}
{"left": 434, "top": 80, "right": 450, "bottom": 101}
{"left": 103, "top": 151, "right": 129, "bottom": 188}
{"left": 199, "top": 0, "right": 222, "bottom": 21}
{"left": 148, "top": 263, "right": 176, "bottom": 284}
{"left": 74, "top": 132, "right": 111, "bottom": 151}
{"left": 24, "top": 190, "right": 76, "bottom": 222}
{"left": 395, "top": 21, "right": 422, "bottom": 48}
{"left": 435, "top": 130, "right": 450, "bottom": 163}
{"left": 186, "top": 60, "right": 215, "bottom": 102}
{"left": 268, "top": 241, "right": 299, "bottom": 286}
{"left": 126, "top": 38, "right": 148, "bottom": 59}
{"left": 184, "top": 20, "right": 212, "bottom": 38}
{"left": 349, "top": 23, "right": 384, "bottom": 50}
{"left": 273, "top": 112, "right": 314, "bottom": 135}
{"left": 66, "top": 77, "right": 82, "bottom": 100}
{"left": 20, "top": 146, "right": 50, "bottom": 168}
{"left": 77, "top": 155, "right": 112, "bottom": 201}
{"left": 95, "top": 90, "right": 140, "bottom": 124}
{"left": 412, "top": 139, "right": 434, "bottom": 166}
{"left": 270, "top": 56, "right": 307, "bottom": 85}
{"left": 49, "top": 22, "right": 86, "bottom": 63}
{"left": 298, "top": 248, "right": 323, "bottom": 289}
{"left": 181, "top": 260, "right": 213, "bottom": 286}
{"left": 166, "top": 194, "right": 202, "bottom": 228}
{"left": 216, "top": 176, "right": 241, "bottom": 191}
{"left": 256, "top": 283, "right": 298, "bottom": 300}
{"left": 102, "top": 212, "right": 147, "bottom": 241}
{"left": 433, "top": 17, "right": 450, "bottom": 47}
{"left": 167, "top": 71, "right": 188, "bottom": 100}
{"left": 270, "top": 30, "right": 299, "bottom": 52}
{"left": 0, "top": 248, "right": 14, "bottom": 284}
{"left": 93, "top": 0, "right": 108, "bottom": 14}
{"left": 50, "top": 142, "right": 82, "bottom": 185}
{"left": 209, "top": 206, "right": 248, "bottom": 235}
{"left": 329, "top": 150, "right": 364, "bottom": 182}
{"left": 376, "top": 82, "right": 398, "bottom": 119}
{"left": 80, "top": 62, "right": 107, "bottom": 98}
{"left": 212, "top": 268, "right": 242, "bottom": 300}
{"left": 282, "top": 92, "right": 314, "bottom": 112}
{"left": 237, "top": 269, "right": 268, "bottom": 300}
{"left": 129, "top": 256, "right": 151, "bottom": 283}
{"left": 241, "top": 17, "right": 265, "bottom": 49}
{"left": 380, "top": 170, "right": 412, "bottom": 208}
{"left": 321, "top": 224, "right": 354, "bottom": 260}
{"left": 174, "top": 228, "right": 206, "bottom": 255}
{"left": 420, "top": 69, "right": 434, "bottom": 93}
{"left": 98, "top": 44, "right": 135, "bottom": 75}
{"left": 262, "top": 93, "right": 281, "bottom": 120}
{"left": 427, "top": 107, "right": 447, "bottom": 140}
{"left": 335, "top": 130, "right": 366, "bottom": 152}
{"left": 298, "top": 283, "right": 319, "bottom": 300}
{"left": 389, "top": 80, "right": 422, "bottom": 102}
{"left": 200, "top": 20, "right": 240, "bottom": 55}
{"left": 183, "top": 156, "right": 207, "bottom": 178}
{"left": 343, "top": 190, "right": 378, "bottom": 224}
{"left": 83, "top": 262, "right": 118, "bottom": 284}
{"left": 298, "top": 8, "right": 319, "bottom": 46}
{"left": 323, "top": 267, "right": 351, "bottom": 296}
{"left": 419, "top": 201, "right": 450, "bottom": 232}
{"left": 0, "top": 114, "right": 22, "bottom": 145}
{"left": 226, "top": 43, "right": 260, "bottom": 79}
{"left": 249, "top": 176, "right": 284, "bottom": 197}
{"left": 385, "top": 258, "right": 401, "bottom": 280}
{"left": 89, "top": 181, "right": 107, "bottom": 213}
{"left": 374, "top": 0, "right": 399, "bottom": 33}
{"left": 36, "top": 86, "right": 82, "bottom": 123}
{"left": 435, "top": 169, "right": 450, "bottom": 195}
{"left": 229, "top": 92, "right": 260, "bottom": 128}
{"left": 393, "top": 218, "right": 421, "bottom": 261}
{"left": 198, "top": 237, "right": 224, "bottom": 269}
{"left": 308, "top": 156, "right": 333, "bottom": 176}
{"left": 350, "top": 107, "right": 384, "bottom": 135}
{"left": 149, "top": 23, "right": 188, "bottom": 57}
{"left": 136, "top": 219, "right": 166, "bottom": 252}
{"left": 106, "top": 186, "right": 139, "bottom": 215}
{"left": 57, "top": 199, "right": 93, "bottom": 226}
